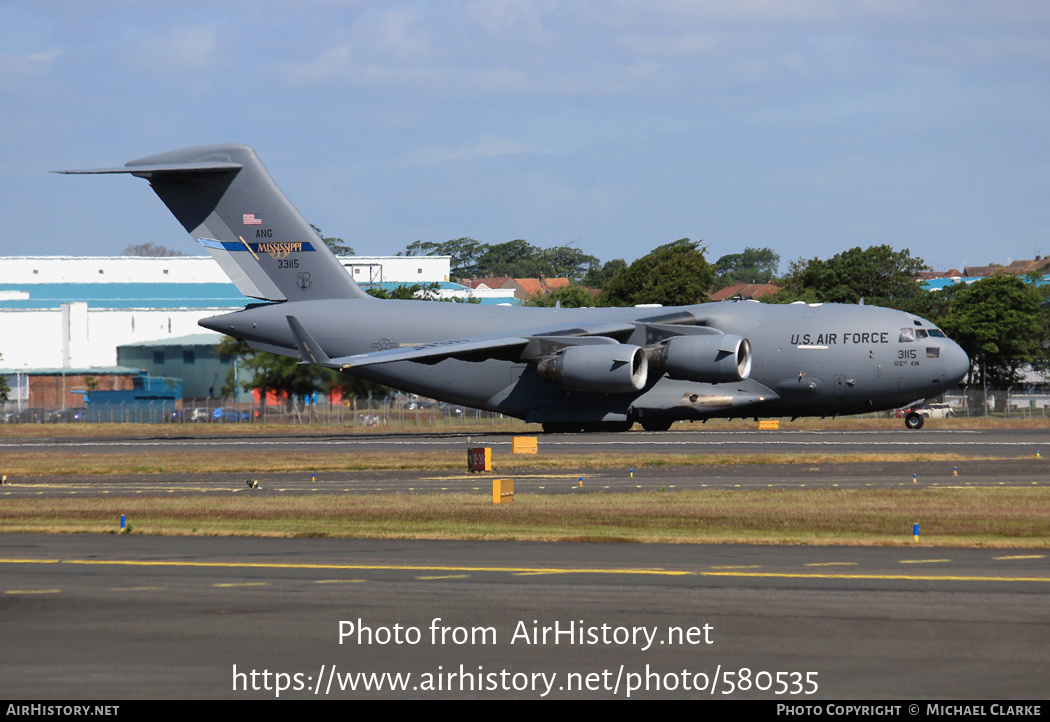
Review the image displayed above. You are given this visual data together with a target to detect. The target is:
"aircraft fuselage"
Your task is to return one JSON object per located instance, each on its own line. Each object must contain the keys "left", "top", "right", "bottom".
{"left": 201, "top": 296, "right": 969, "bottom": 425}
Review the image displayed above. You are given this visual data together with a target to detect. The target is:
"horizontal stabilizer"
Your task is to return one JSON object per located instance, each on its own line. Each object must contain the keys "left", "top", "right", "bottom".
{"left": 54, "top": 162, "right": 242, "bottom": 176}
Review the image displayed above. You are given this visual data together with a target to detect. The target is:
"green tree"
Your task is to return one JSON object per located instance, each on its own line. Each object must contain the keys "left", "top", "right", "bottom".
{"left": 712, "top": 247, "right": 780, "bottom": 290}
{"left": 936, "top": 275, "right": 1042, "bottom": 390}
{"left": 580, "top": 258, "right": 627, "bottom": 289}
{"left": 311, "top": 224, "right": 354, "bottom": 256}
{"left": 123, "top": 242, "right": 184, "bottom": 257}
{"left": 474, "top": 239, "right": 545, "bottom": 278}
{"left": 524, "top": 285, "right": 598, "bottom": 308}
{"left": 1030, "top": 284, "right": 1050, "bottom": 382}
{"left": 540, "top": 245, "right": 599, "bottom": 283}
{"left": 767, "top": 245, "right": 928, "bottom": 307}
{"left": 0, "top": 354, "right": 9, "bottom": 405}
{"left": 366, "top": 282, "right": 444, "bottom": 300}
{"left": 600, "top": 239, "right": 713, "bottom": 307}
{"left": 367, "top": 282, "right": 480, "bottom": 303}
{"left": 403, "top": 238, "right": 603, "bottom": 283}
{"left": 402, "top": 238, "right": 487, "bottom": 278}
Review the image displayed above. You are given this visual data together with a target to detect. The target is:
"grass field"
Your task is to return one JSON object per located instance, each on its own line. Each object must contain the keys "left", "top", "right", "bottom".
{"left": 1, "top": 487, "right": 1046, "bottom": 547}
{"left": 0, "top": 449, "right": 1007, "bottom": 477}
{"left": 2, "top": 418, "right": 1047, "bottom": 546}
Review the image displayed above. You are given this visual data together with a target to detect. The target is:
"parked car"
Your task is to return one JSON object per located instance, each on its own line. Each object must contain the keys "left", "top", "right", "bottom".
{"left": 3, "top": 408, "right": 46, "bottom": 423}
{"left": 212, "top": 407, "right": 248, "bottom": 422}
{"left": 921, "top": 403, "right": 955, "bottom": 418}
{"left": 47, "top": 407, "right": 86, "bottom": 423}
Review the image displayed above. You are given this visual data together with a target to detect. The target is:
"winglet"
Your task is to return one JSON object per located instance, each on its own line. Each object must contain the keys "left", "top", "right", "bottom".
{"left": 286, "top": 316, "right": 338, "bottom": 368}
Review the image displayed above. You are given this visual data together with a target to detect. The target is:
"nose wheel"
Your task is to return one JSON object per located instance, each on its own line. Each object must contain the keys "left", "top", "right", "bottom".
{"left": 904, "top": 411, "right": 925, "bottom": 430}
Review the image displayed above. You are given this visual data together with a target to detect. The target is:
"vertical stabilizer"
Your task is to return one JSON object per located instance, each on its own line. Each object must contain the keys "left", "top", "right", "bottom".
{"left": 59, "top": 144, "right": 370, "bottom": 302}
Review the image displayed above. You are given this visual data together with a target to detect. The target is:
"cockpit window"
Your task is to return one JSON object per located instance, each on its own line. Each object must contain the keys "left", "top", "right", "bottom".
{"left": 927, "top": 329, "right": 946, "bottom": 338}
{"left": 915, "top": 329, "right": 928, "bottom": 339}
{"left": 899, "top": 328, "right": 915, "bottom": 342}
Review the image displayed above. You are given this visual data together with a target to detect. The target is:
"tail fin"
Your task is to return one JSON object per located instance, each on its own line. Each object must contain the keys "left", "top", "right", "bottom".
{"left": 58, "top": 144, "right": 370, "bottom": 302}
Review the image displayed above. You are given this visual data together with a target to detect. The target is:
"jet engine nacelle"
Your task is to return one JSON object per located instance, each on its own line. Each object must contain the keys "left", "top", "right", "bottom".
{"left": 536, "top": 344, "right": 649, "bottom": 393}
{"left": 648, "top": 333, "right": 752, "bottom": 383}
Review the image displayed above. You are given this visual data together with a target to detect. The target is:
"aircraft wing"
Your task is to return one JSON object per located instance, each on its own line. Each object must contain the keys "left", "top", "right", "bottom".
{"left": 334, "top": 334, "right": 535, "bottom": 368}
{"left": 286, "top": 315, "right": 638, "bottom": 369}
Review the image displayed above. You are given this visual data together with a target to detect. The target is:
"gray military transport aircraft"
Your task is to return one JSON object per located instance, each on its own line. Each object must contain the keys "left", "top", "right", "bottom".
{"left": 61, "top": 144, "right": 969, "bottom": 432}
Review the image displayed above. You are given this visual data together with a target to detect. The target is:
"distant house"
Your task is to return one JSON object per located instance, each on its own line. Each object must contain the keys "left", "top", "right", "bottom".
{"left": 916, "top": 269, "right": 964, "bottom": 281}
{"left": 460, "top": 276, "right": 512, "bottom": 291}
{"left": 461, "top": 276, "right": 570, "bottom": 302}
{"left": 920, "top": 257, "right": 1050, "bottom": 292}
{"left": 963, "top": 257, "right": 1050, "bottom": 279}
{"left": 510, "top": 277, "right": 570, "bottom": 301}
{"left": 709, "top": 283, "right": 780, "bottom": 302}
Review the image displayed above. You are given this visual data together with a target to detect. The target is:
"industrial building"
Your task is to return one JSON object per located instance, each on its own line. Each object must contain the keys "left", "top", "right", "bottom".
{"left": 0, "top": 254, "right": 516, "bottom": 410}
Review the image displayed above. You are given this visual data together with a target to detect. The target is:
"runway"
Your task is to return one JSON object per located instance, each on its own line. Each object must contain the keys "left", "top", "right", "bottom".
{"left": 2, "top": 427, "right": 1047, "bottom": 699}
{"left": 3, "top": 426, "right": 1049, "bottom": 458}
{"left": 1, "top": 458, "right": 1047, "bottom": 497}
{"left": 1, "top": 535, "right": 1047, "bottom": 699}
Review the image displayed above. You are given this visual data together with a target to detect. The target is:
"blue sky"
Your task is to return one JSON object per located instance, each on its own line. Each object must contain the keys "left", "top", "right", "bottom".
{"left": 1, "top": 1, "right": 1048, "bottom": 274}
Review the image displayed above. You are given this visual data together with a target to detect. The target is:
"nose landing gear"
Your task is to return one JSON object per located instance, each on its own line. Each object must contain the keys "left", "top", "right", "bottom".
{"left": 904, "top": 411, "right": 925, "bottom": 430}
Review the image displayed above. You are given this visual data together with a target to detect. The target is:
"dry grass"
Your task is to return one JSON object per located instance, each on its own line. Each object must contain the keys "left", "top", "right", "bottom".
{"left": 0, "top": 450, "right": 998, "bottom": 477}
{"left": 0, "top": 450, "right": 466, "bottom": 476}
{"left": 2, "top": 487, "right": 1047, "bottom": 547}
{"left": 0, "top": 419, "right": 542, "bottom": 439}
{"left": 2, "top": 415, "right": 1049, "bottom": 440}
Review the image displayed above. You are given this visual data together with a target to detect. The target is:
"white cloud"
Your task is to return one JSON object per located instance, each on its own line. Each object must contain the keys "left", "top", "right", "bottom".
{"left": 282, "top": 46, "right": 448, "bottom": 88}
{"left": 283, "top": 44, "right": 354, "bottom": 84}
{"left": 919, "top": 35, "right": 1050, "bottom": 66}
{"left": 620, "top": 32, "right": 724, "bottom": 59}
{"left": 0, "top": 49, "right": 60, "bottom": 89}
{"left": 462, "top": 0, "right": 552, "bottom": 38}
{"left": 407, "top": 135, "right": 541, "bottom": 164}
{"left": 126, "top": 26, "right": 219, "bottom": 75}
{"left": 371, "top": 8, "right": 430, "bottom": 59}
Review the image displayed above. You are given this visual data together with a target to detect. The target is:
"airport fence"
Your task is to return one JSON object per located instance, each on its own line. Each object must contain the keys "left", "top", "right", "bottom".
{"left": 0, "top": 397, "right": 515, "bottom": 428}
{"left": 4, "top": 390, "right": 1050, "bottom": 425}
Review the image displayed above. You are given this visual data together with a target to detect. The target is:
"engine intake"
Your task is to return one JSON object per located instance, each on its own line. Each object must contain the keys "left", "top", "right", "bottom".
{"left": 536, "top": 344, "right": 648, "bottom": 393}
{"left": 648, "top": 333, "right": 751, "bottom": 382}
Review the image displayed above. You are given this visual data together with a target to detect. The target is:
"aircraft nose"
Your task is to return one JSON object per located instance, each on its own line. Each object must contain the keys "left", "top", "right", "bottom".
{"left": 942, "top": 341, "right": 970, "bottom": 385}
